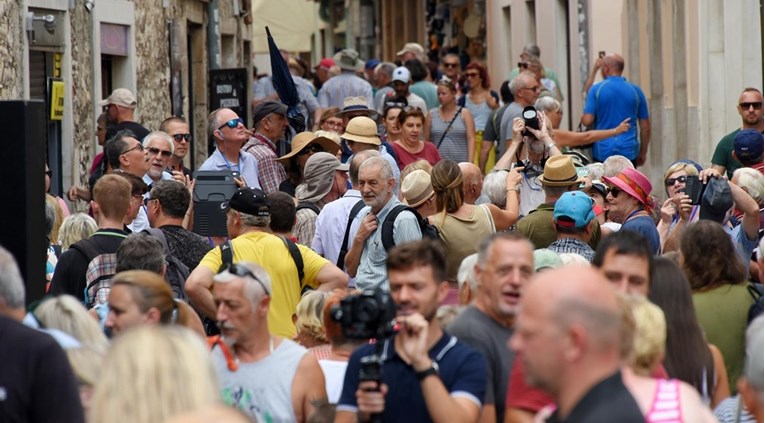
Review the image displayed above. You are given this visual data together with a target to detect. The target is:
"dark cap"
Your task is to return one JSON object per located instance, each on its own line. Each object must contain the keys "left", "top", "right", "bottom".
{"left": 699, "top": 178, "right": 733, "bottom": 224}
{"left": 252, "top": 100, "right": 288, "bottom": 126}
{"left": 221, "top": 187, "right": 270, "bottom": 217}
{"left": 734, "top": 129, "right": 764, "bottom": 162}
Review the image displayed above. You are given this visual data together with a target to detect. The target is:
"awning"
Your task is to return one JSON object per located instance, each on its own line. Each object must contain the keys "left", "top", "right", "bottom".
{"left": 251, "top": 0, "right": 317, "bottom": 53}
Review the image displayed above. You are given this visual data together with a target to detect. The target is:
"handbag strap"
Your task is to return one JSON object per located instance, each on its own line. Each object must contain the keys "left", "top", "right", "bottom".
{"left": 436, "top": 106, "right": 464, "bottom": 150}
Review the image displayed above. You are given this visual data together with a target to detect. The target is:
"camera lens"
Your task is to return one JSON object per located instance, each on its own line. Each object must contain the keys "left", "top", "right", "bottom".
{"left": 355, "top": 298, "right": 379, "bottom": 323}
{"left": 522, "top": 106, "right": 540, "bottom": 134}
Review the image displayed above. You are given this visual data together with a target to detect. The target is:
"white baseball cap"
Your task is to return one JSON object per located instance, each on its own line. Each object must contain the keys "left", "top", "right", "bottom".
{"left": 392, "top": 67, "right": 411, "bottom": 84}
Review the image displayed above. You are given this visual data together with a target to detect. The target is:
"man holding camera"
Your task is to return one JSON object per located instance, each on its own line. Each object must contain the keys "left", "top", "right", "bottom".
{"left": 336, "top": 240, "right": 487, "bottom": 423}
{"left": 491, "top": 72, "right": 540, "bottom": 171}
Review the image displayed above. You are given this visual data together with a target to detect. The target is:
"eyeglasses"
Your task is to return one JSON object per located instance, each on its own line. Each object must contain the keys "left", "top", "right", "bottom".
{"left": 143, "top": 197, "right": 157, "bottom": 207}
{"left": 523, "top": 85, "right": 541, "bottom": 92}
{"left": 739, "top": 102, "right": 763, "bottom": 110}
{"left": 102, "top": 104, "right": 114, "bottom": 113}
{"left": 518, "top": 62, "right": 529, "bottom": 69}
{"left": 147, "top": 147, "right": 173, "bottom": 158}
{"left": 664, "top": 175, "right": 687, "bottom": 186}
{"left": 224, "top": 263, "right": 270, "bottom": 296}
{"left": 218, "top": 117, "right": 244, "bottom": 130}
{"left": 384, "top": 101, "right": 407, "bottom": 109}
{"left": 172, "top": 133, "right": 192, "bottom": 142}
{"left": 324, "top": 120, "right": 343, "bottom": 129}
{"left": 298, "top": 144, "right": 323, "bottom": 156}
{"left": 466, "top": 72, "right": 479, "bottom": 78}
{"left": 121, "top": 143, "right": 145, "bottom": 155}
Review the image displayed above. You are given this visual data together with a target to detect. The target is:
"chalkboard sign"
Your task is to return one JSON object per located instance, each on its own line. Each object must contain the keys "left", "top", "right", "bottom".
{"left": 209, "top": 68, "right": 248, "bottom": 123}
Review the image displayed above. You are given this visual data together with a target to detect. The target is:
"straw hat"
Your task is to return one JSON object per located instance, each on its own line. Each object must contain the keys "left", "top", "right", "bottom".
{"left": 401, "top": 170, "right": 434, "bottom": 207}
{"left": 342, "top": 117, "right": 381, "bottom": 146}
{"left": 336, "top": 97, "right": 377, "bottom": 119}
{"left": 277, "top": 132, "right": 340, "bottom": 163}
{"left": 538, "top": 155, "right": 584, "bottom": 187}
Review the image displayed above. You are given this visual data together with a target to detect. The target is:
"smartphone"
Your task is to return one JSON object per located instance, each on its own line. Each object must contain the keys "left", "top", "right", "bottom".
{"left": 683, "top": 175, "right": 703, "bottom": 205}
{"left": 599, "top": 51, "right": 605, "bottom": 59}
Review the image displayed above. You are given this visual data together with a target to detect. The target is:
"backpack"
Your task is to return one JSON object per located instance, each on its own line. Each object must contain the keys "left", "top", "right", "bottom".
{"left": 381, "top": 205, "right": 440, "bottom": 252}
{"left": 748, "top": 282, "right": 763, "bottom": 324}
{"left": 336, "top": 199, "right": 366, "bottom": 269}
{"left": 70, "top": 237, "right": 126, "bottom": 309}
{"left": 219, "top": 235, "right": 310, "bottom": 294}
{"left": 142, "top": 228, "right": 191, "bottom": 302}
{"left": 296, "top": 201, "right": 320, "bottom": 215}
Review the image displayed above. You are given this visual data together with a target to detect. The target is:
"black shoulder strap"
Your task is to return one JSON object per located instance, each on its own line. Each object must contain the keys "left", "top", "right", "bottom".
{"left": 381, "top": 205, "right": 421, "bottom": 252}
{"left": 218, "top": 241, "right": 233, "bottom": 272}
{"left": 336, "top": 199, "right": 366, "bottom": 269}
{"left": 436, "top": 106, "right": 464, "bottom": 150}
{"left": 69, "top": 239, "right": 101, "bottom": 263}
{"left": 278, "top": 236, "right": 304, "bottom": 287}
{"left": 296, "top": 201, "right": 320, "bottom": 215}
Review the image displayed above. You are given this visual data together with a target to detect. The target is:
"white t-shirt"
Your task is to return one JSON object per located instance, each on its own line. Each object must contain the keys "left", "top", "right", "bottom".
{"left": 318, "top": 359, "right": 349, "bottom": 403}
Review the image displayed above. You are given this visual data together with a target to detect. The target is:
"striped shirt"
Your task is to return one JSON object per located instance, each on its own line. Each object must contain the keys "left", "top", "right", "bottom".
{"left": 318, "top": 72, "right": 374, "bottom": 109}
{"left": 429, "top": 108, "right": 469, "bottom": 162}
{"left": 354, "top": 196, "right": 422, "bottom": 290}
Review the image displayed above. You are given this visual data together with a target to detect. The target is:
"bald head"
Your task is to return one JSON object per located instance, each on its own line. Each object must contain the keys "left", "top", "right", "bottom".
{"left": 602, "top": 54, "right": 625, "bottom": 75}
{"left": 459, "top": 162, "right": 483, "bottom": 205}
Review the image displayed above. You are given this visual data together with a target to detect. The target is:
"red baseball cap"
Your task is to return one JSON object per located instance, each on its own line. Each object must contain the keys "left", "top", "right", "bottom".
{"left": 315, "top": 58, "right": 335, "bottom": 69}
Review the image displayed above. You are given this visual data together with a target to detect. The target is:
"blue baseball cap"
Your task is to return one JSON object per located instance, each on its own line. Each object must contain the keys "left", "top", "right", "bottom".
{"left": 553, "top": 191, "right": 596, "bottom": 228}
{"left": 734, "top": 129, "right": 764, "bottom": 162}
{"left": 365, "top": 58, "right": 380, "bottom": 70}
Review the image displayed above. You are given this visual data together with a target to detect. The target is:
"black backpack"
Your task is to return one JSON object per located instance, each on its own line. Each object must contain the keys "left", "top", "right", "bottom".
{"left": 336, "top": 199, "right": 366, "bottom": 269}
{"left": 748, "top": 282, "right": 763, "bottom": 324}
{"left": 142, "top": 228, "right": 191, "bottom": 302}
{"left": 381, "top": 205, "right": 440, "bottom": 251}
{"left": 296, "top": 201, "right": 320, "bottom": 215}
{"left": 219, "top": 235, "right": 310, "bottom": 294}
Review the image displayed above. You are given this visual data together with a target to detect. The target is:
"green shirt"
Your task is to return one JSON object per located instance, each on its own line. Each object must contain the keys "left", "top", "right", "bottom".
{"left": 409, "top": 81, "right": 439, "bottom": 111}
{"left": 693, "top": 283, "right": 751, "bottom": 393}
{"left": 711, "top": 129, "right": 742, "bottom": 179}
{"left": 516, "top": 203, "right": 600, "bottom": 249}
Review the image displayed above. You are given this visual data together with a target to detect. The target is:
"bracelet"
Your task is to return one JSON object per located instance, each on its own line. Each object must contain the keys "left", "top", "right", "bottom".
{"left": 506, "top": 186, "right": 520, "bottom": 193}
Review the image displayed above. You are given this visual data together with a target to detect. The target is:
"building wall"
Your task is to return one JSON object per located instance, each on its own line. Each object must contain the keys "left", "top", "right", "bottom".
{"left": 0, "top": 2, "right": 24, "bottom": 98}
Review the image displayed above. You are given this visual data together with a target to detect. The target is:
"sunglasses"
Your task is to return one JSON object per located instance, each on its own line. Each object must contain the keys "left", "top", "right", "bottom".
{"left": 147, "top": 147, "right": 173, "bottom": 158}
{"left": 224, "top": 263, "right": 270, "bottom": 296}
{"left": 739, "top": 102, "right": 763, "bottom": 110}
{"left": 143, "top": 197, "right": 157, "bottom": 207}
{"left": 524, "top": 85, "right": 541, "bottom": 92}
{"left": 664, "top": 175, "right": 688, "bottom": 186}
{"left": 218, "top": 117, "right": 244, "bottom": 130}
{"left": 609, "top": 187, "right": 623, "bottom": 197}
{"left": 443, "top": 62, "right": 459, "bottom": 68}
{"left": 121, "top": 143, "right": 145, "bottom": 155}
{"left": 172, "top": 133, "right": 192, "bottom": 142}
{"left": 518, "top": 62, "right": 529, "bottom": 69}
{"left": 298, "top": 144, "right": 323, "bottom": 156}
{"left": 466, "top": 72, "right": 479, "bottom": 78}
{"left": 385, "top": 101, "right": 407, "bottom": 109}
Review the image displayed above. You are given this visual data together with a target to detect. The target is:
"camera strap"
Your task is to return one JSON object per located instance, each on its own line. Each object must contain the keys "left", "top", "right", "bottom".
{"left": 436, "top": 106, "right": 464, "bottom": 150}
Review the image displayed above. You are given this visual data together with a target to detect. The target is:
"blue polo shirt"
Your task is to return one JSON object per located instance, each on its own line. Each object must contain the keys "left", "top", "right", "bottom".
{"left": 583, "top": 76, "right": 649, "bottom": 162}
{"left": 337, "top": 332, "right": 487, "bottom": 422}
{"left": 198, "top": 148, "right": 261, "bottom": 190}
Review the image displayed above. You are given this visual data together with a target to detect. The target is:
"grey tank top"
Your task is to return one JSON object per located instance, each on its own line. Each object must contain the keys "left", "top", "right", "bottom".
{"left": 213, "top": 338, "right": 307, "bottom": 422}
{"left": 429, "top": 108, "right": 469, "bottom": 162}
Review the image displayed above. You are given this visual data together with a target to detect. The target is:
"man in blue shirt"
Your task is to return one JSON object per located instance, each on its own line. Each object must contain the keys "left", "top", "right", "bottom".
{"left": 336, "top": 240, "right": 487, "bottom": 423}
{"left": 581, "top": 54, "right": 651, "bottom": 166}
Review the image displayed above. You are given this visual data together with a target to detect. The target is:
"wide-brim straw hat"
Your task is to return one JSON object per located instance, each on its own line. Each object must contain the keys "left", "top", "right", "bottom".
{"left": 277, "top": 132, "right": 340, "bottom": 163}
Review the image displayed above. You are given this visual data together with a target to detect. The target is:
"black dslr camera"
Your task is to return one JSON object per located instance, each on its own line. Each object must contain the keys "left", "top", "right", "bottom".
{"left": 330, "top": 288, "right": 397, "bottom": 340}
{"left": 522, "top": 106, "right": 540, "bottom": 136}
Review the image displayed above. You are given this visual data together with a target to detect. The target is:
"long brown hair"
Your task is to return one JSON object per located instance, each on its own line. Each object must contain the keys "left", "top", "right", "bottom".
{"left": 680, "top": 220, "right": 747, "bottom": 290}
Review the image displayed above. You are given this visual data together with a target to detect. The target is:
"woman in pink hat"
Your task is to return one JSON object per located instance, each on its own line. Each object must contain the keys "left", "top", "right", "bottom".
{"left": 603, "top": 168, "right": 661, "bottom": 254}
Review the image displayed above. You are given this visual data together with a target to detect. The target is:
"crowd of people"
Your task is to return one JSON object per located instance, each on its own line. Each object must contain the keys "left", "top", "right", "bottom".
{"left": 11, "top": 41, "right": 764, "bottom": 423}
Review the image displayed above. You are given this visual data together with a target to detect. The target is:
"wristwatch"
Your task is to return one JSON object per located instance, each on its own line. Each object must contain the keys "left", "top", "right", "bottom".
{"left": 414, "top": 360, "right": 440, "bottom": 381}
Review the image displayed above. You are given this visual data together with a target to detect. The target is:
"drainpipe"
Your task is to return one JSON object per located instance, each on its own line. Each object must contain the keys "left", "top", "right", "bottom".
{"left": 207, "top": 0, "right": 221, "bottom": 70}
{"left": 577, "top": 0, "right": 589, "bottom": 89}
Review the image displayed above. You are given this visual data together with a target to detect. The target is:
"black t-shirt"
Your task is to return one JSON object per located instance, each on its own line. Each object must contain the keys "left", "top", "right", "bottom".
{"left": 160, "top": 225, "right": 213, "bottom": 270}
{"left": 48, "top": 229, "right": 128, "bottom": 301}
{"left": 106, "top": 120, "right": 151, "bottom": 141}
{"left": 0, "top": 315, "right": 85, "bottom": 423}
{"left": 546, "top": 370, "right": 644, "bottom": 423}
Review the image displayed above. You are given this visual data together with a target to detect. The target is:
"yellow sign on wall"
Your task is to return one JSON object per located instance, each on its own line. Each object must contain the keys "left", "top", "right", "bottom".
{"left": 50, "top": 79, "right": 64, "bottom": 121}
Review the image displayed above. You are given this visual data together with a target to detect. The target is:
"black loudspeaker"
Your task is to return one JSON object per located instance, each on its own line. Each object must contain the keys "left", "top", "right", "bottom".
{"left": 192, "top": 170, "right": 240, "bottom": 237}
{"left": 0, "top": 100, "right": 46, "bottom": 306}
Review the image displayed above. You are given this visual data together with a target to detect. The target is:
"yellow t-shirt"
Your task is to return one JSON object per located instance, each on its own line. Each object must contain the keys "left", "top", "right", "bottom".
{"left": 199, "top": 231, "right": 328, "bottom": 338}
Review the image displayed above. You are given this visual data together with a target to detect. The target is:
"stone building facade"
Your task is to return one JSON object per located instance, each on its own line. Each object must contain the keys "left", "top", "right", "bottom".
{"left": 8, "top": 0, "right": 252, "bottom": 210}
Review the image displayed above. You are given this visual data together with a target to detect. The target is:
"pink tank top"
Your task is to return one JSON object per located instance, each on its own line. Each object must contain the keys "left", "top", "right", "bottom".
{"left": 646, "top": 379, "right": 682, "bottom": 423}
